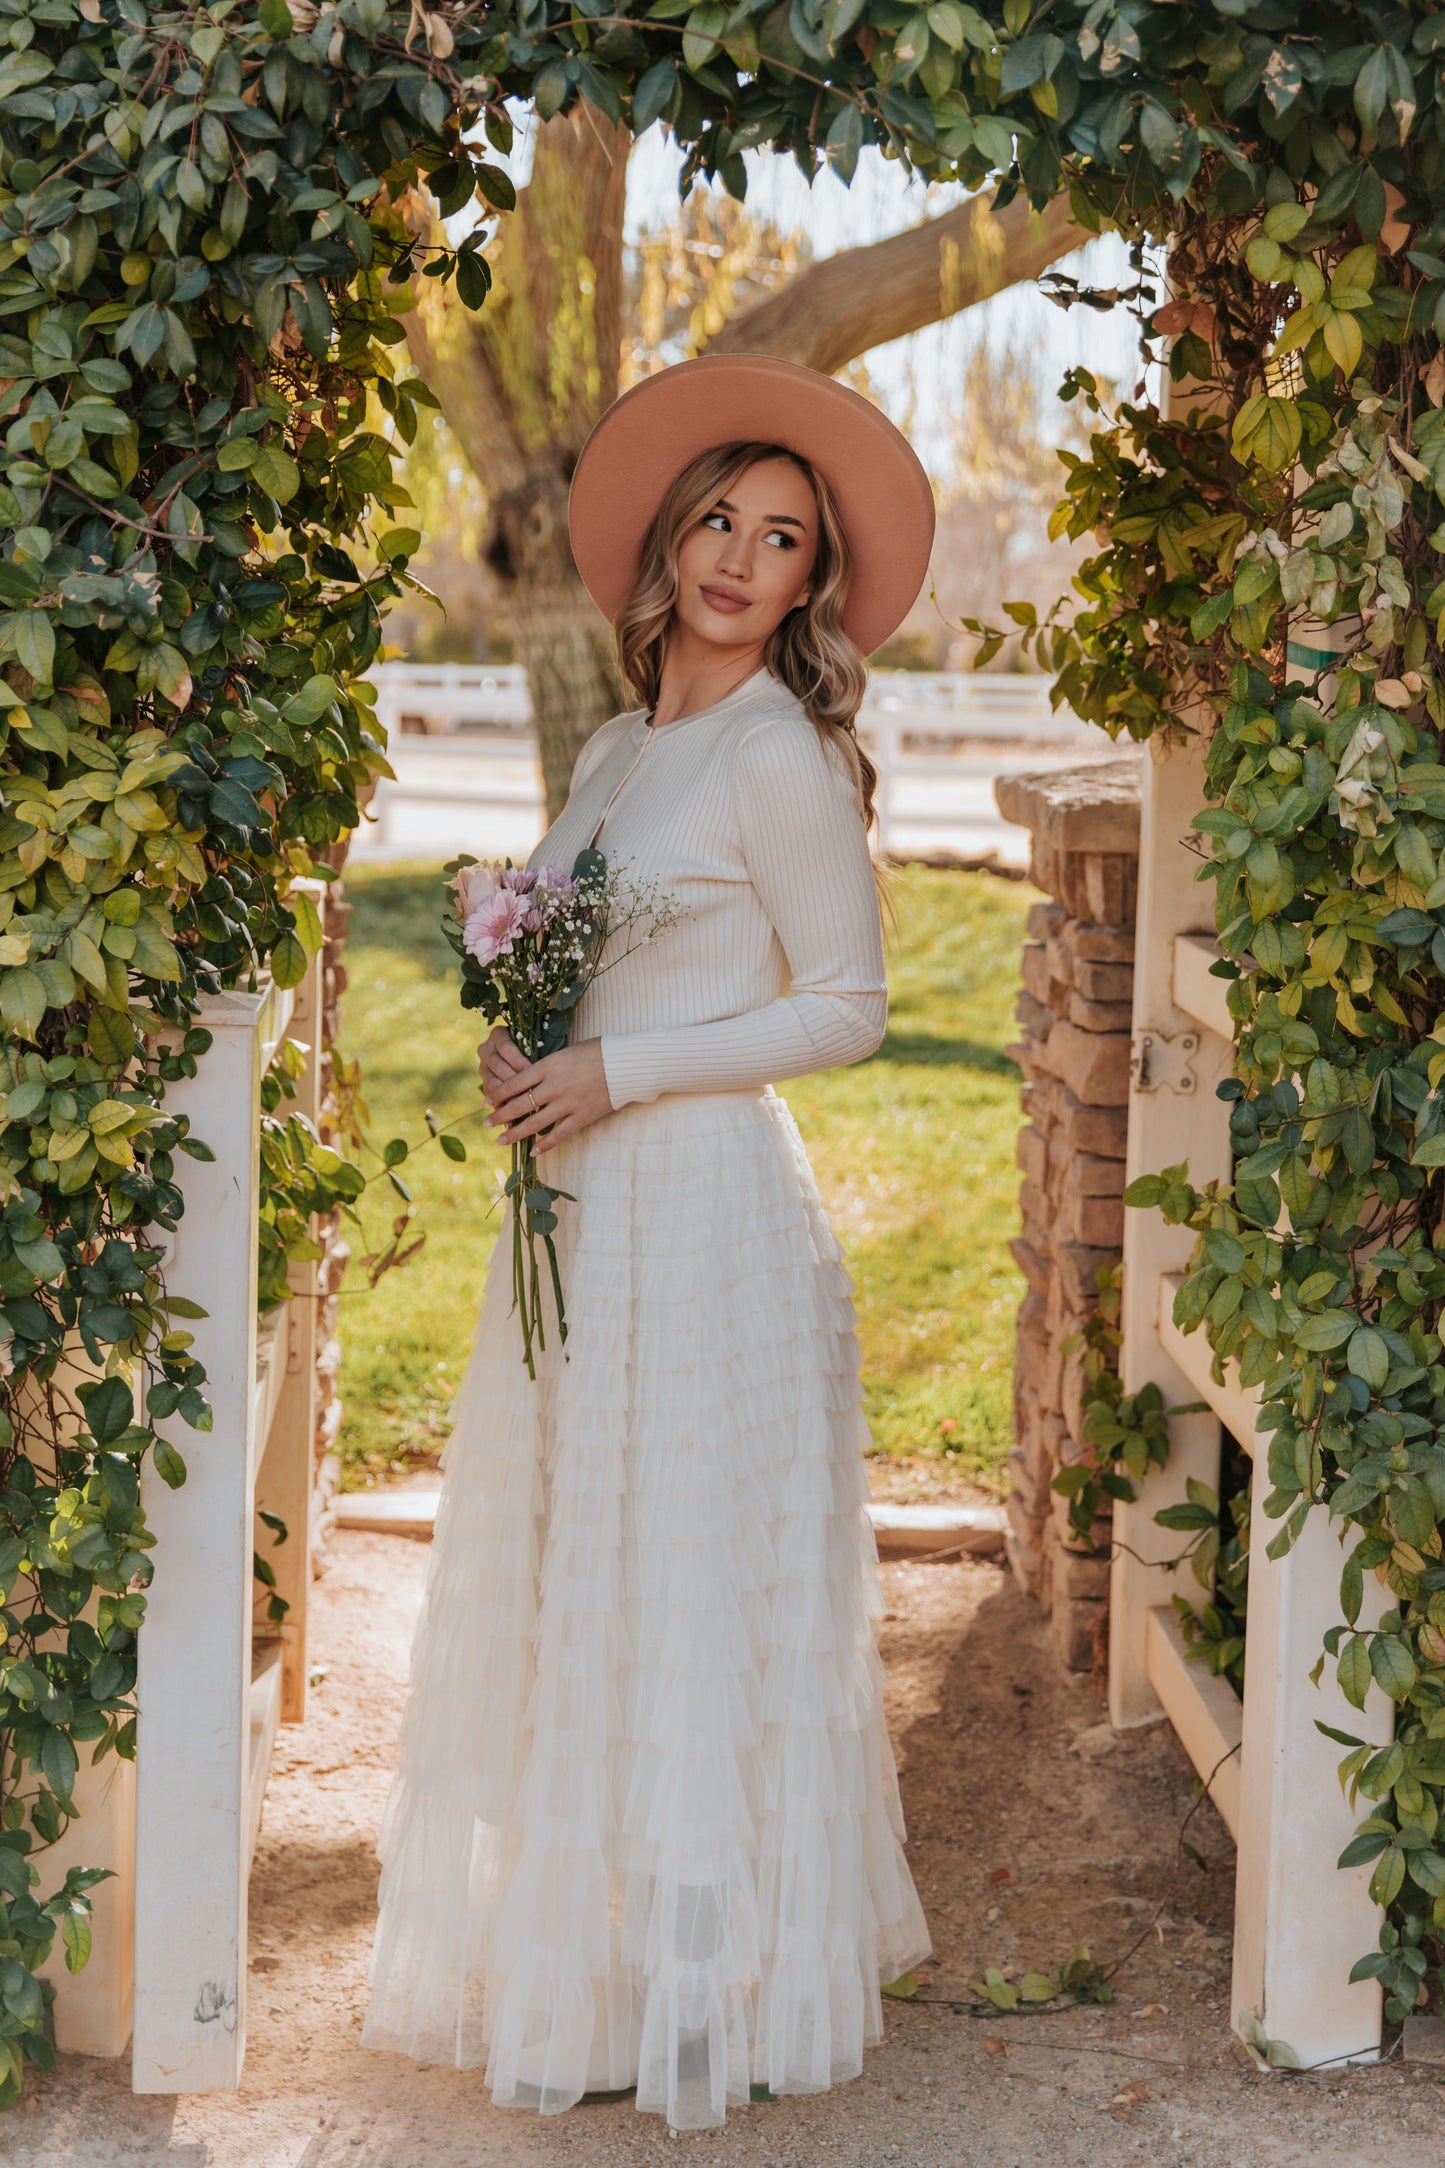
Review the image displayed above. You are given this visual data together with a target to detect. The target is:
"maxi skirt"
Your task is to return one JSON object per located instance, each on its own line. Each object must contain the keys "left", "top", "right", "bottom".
{"left": 360, "top": 1086, "right": 932, "bottom": 2131}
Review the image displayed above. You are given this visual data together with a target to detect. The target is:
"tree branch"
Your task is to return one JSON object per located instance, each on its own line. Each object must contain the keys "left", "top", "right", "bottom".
{"left": 704, "top": 191, "right": 1089, "bottom": 374}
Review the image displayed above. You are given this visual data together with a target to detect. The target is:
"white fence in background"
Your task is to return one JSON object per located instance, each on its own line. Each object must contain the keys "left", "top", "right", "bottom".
{"left": 360, "top": 663, "right": 1118, "bottom": 865}
{"left": 368, "top": 660, "right": 532, "bottom": 737}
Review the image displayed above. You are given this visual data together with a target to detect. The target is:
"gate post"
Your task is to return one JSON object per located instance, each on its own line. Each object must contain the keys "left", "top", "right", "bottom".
{"left": 1229, "top": 1471, "right": 1390, "bottom": 2064}
{"left": 131, "top": 984, "right": 267, "bottom": 2090}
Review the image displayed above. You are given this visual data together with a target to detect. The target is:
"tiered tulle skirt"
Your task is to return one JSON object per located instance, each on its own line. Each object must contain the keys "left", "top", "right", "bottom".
{"left": 360, "top": 1086, "right": 931, "bottom": 2130}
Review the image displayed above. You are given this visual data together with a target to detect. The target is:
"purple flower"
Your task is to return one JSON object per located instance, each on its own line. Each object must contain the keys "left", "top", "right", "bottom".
{"left": 501, "top": 866, "right": 540, "bottom": 893}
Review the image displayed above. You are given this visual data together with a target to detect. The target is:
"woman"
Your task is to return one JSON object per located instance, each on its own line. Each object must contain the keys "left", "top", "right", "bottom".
{"left": 361, "top": 354, "right": 937, "bottom": 2132}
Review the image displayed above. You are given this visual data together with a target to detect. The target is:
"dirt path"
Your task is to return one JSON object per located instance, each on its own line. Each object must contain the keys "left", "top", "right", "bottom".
{"left": 8, "top": 1533, "right": 1430, "bottom": 2167}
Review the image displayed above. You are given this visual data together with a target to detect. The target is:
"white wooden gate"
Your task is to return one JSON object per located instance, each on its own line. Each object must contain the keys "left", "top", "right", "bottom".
{"left": 1111, "top": 732, "right": 1393, "bottom": 2068}
{"left": 39, "top": 885, "right": 325, "bottom": 2084}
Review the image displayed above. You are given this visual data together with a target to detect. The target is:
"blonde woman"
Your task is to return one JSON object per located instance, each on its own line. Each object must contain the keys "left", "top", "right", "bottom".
{"left": 362, "top": 355, "right": 936, "bottom": 2132}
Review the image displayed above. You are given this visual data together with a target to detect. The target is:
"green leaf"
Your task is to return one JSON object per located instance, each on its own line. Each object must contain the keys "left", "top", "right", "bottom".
{"left": 251, "top": 442, "right": 300, "bottom": 504}
{"left": 0, "top": 967, "right": 48, "bottom": 1039}
{"left": 1322, "top": 307, "right": 1364, "bottom": 377}
{"left": 1232, "top": 392, "right": 1302, "bottom": 474}
{"left": 291, "top": 889, "right": 324, "bottom": 957}
{"left": 1347, "top": 1326, "right": 1390, "bottom": 1390}
{"left": 152, "top": 1439, "right": 187, "bottom": 1488}
{"left": 88, "top": 1008, "right": 137, "bottom": 1065}
{"left": 826, "top": 100, "right": 864, "bottom": 183}
{"left": 127, "top": 916, "right": 182, "bottom": 982}
{"left": 1337, "top": 1634, "right": 1373, "bottom": 1709}
{"left": 39, "top": 1724, "right": 78, "bottom": 1807}
{"left": 268, "top": 929, "right": 308, "bottom": 990}
{"left": 80, "top": 1375, "right": 133, "bottom": 1444}
{"left": 60, "top": 1904, "right": 92, "bottom": 1973}
{"left": 1371, "top": 1841, "right": 1407, "bottom": 1908}
{"left": 472, "top": 163, "right": 517, "bottom": 213}
{"left": 632, "top": 56, "right": 677, "bottom": 131}
{"left": 1370, "top": 1633, "right": 1417, "bottom": 1701}
{"left": 13, "top": 611, "right": 55, "bottom": 688}
{"left": 1294, "top": 1310, "right": 1355, "bottom": 1350}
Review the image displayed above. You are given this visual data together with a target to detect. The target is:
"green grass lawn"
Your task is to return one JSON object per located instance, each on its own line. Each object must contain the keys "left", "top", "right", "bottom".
{"left": 331, "top": 861, "right": 1034, "bottom": 1497}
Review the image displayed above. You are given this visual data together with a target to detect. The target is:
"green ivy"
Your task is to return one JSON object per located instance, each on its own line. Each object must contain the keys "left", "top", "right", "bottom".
{"left": 10, "top": 0, "right": 1445, "bottom": 2104}
{"left": 258, "top": 1034, "right": 364, "bottom": 1313}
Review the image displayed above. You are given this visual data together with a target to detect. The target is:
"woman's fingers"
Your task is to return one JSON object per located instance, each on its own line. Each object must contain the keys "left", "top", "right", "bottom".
{"left": 489, "top": 1060, "right": 548, "bottom": 1114}
{"left": 499, "top": 1104, "right": 555, "bottom": 1144}
{"left": 478, "top": 1026, "right": 527, "bottom": 1091}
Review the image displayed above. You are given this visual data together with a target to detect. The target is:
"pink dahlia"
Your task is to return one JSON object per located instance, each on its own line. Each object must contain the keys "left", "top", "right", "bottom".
{"left": 464, "top": 886, "right": 529, "bottom": 964}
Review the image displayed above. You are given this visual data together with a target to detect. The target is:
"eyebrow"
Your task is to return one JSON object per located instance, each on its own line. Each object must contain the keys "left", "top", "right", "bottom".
{"left": 713, "top": 496, "right": 807, "bottom": 531}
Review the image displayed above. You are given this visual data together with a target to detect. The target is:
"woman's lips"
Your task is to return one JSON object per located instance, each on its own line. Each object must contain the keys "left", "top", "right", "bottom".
{"left": 700, "top": 585, "right": 749, "bottom": 613}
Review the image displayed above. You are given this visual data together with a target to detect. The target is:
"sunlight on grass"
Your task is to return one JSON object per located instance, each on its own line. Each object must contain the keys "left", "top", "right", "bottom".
{"left": 332, "top": 860, "right": 1033, "bottom": 1495}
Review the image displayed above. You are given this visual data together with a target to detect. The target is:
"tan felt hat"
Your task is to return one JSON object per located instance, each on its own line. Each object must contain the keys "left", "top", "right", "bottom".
{"left": 567, "top": 354, "right": 936, "bottom": 658}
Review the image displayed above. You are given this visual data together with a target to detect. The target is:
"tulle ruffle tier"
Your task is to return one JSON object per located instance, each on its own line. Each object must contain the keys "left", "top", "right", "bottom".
{"left": 360, "top": 1086, "right": 931, "bottom": 2131}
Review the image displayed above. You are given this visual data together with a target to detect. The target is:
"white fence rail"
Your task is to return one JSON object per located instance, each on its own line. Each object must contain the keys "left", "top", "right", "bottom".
{"left": 360, "top": 663, "right": 1117, "bottom": 865}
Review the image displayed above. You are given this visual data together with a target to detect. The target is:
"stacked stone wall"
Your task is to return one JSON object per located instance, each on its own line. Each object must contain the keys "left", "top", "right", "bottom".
{"left": 994, "top": 760, "right": 1143, "bottom": 1672}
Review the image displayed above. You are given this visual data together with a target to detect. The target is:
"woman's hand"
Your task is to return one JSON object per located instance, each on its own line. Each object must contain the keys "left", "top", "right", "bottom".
{"left": 478, "top": 1024, "right": 527, "bottom": 1104}
{"left": 482, "top": 1035, "right": 613, "bottom": 1154}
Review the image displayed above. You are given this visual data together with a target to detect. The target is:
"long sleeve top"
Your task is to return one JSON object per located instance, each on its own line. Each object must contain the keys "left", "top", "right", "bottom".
{"left": 526, "top": 663, "right": 888, "bottom": 1109}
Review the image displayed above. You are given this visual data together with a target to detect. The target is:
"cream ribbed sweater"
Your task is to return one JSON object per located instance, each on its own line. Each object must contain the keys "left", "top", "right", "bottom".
{"left": 527, "top": 662, "right": 887, "bottom": 1110}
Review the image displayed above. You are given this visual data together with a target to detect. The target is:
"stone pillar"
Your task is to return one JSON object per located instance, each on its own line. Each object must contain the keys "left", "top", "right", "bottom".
{"left": 993, "top": 759, "right": 1142, "bottom": 1672}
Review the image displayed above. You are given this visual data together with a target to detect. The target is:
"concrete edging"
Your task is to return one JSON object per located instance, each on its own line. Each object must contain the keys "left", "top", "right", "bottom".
{"left": 333, "top": 1488, "right": 1007, "bottom": 1561}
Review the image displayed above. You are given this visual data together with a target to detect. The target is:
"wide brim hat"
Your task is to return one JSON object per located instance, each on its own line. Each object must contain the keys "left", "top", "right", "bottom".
{"left": 567, "top": 354, "right": 936, "bottom": 658}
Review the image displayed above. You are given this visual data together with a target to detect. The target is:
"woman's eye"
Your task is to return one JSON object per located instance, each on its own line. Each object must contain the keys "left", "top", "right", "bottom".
{"left": 702, "top": 511, "right": 730, "bottom": 531}
{"left": 766, "top": 531, "right": 795, "bottom": 549}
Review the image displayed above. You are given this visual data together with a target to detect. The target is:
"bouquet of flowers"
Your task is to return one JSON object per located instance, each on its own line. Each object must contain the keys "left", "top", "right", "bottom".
{"left": 442, "top": 849, "right": 676, "bottom": 1377}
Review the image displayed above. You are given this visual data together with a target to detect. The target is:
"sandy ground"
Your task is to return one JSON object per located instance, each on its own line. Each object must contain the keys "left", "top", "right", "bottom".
{"left": 7, "top": 1531, "right": 1439, "bottom": 2168}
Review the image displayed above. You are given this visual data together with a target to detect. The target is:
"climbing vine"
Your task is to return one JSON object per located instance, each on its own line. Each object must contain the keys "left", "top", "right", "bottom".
{"left": 7, "top": 0, "right": 1445, "bottom": 2104}
{"left": 929, "top": 0, "right": 1445, "bottom": 2036}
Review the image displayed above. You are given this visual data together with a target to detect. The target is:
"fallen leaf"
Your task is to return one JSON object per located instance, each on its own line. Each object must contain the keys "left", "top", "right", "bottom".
{"left": 1107, "top": 2080, "right": 1149, "bottom": 2119}
{"left": 984, "top": 2037, "right": 1010, "bottom": 2058}
{"left": 1139, "top": 2002, "right": 1168, "bottom": 2018}
{"left": 988, "top": 1867, "right": 1014, "bottom": 1885}
{"left": 880, "top": 1972, "right": 919, "bottom": 2001}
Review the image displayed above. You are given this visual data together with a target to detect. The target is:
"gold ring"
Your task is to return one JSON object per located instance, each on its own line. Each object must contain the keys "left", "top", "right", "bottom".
{"left": 528, "top": 1089, "right": 540, "bottom": 1114}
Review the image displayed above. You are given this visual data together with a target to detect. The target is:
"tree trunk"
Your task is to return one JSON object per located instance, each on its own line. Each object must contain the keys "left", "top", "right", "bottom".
{"left": 485, "top": 462, "right": 624, "bottom": 818}
{"left": 402, "top": 106, "right": 631, "bottom": 821}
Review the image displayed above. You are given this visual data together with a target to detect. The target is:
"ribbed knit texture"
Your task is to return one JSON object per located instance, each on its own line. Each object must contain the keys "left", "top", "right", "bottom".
{"left": 529, "top": 663, "right": 887, "bottom": 1109}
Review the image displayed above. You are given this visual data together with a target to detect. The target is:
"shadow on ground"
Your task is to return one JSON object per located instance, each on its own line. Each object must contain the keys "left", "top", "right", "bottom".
{"left": 8, "top": 1534, "right": 1421, "bottom": 2168}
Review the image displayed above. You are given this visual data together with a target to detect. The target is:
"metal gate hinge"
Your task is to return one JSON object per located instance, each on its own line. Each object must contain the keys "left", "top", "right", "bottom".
{"left": 1131, "top": 1028, "right": 1199, "bottom": 1095}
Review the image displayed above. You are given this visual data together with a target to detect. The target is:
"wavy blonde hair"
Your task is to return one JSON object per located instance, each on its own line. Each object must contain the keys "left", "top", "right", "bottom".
{"left": 611, "top": 440, "right": 878, "bottom": 829}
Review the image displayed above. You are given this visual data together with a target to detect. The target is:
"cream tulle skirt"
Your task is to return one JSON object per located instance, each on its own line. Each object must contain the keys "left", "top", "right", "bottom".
{"left": 360, "top": 1086, "right": 931, "bottom": 2131}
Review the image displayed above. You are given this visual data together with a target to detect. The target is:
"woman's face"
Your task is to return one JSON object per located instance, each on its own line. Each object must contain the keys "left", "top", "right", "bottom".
{"left": 672, "top": 456, "right": 819, "bottom": 651}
